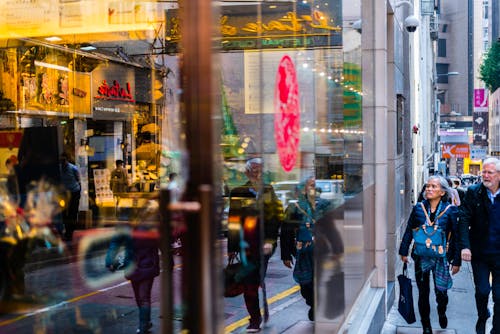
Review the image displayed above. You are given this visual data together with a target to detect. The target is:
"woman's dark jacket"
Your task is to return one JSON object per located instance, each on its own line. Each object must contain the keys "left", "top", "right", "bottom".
{"left": 281, "top": 195, "right": 340, "bottom": 262}
{"left": 399, "top": 200, "right": 461, "bottom": 266}
{"left": 458, "top": 182, "right": 498, "bottom": 256}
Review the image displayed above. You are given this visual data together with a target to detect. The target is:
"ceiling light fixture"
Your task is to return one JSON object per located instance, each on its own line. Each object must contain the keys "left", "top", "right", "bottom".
{"left": 80, "top": 43, "right": 97, "bottom": 51}
{"left": 34, "top": 60, "right": 71, "bottom": 72}
{"left": 45, "top": 36, "right": 62, "bottom": 42}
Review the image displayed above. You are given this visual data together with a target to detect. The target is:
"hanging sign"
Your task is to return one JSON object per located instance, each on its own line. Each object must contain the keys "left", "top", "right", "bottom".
{"left": 441, "top": 143, "right": 470, "bottom": 159}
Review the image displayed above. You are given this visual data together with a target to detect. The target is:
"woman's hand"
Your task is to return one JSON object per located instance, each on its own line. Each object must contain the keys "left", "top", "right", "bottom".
{"left": 451, "top": 265, "right": 460, "bottom": 275}
{"left": 283, "top": 259, "right": 293, "bottom": 268}
{"left": 401, "top": 255, "right": 409, "bottom": 263}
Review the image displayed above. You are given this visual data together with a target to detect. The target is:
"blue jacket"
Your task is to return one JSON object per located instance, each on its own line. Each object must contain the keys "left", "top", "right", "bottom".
{"left": 399, "top": 200, "right": 461, "bottom": 266}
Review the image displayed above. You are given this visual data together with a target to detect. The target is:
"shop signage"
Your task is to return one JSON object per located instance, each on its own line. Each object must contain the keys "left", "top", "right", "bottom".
{"left": 274, "top": 55, "right": 300, "bottom": 172}
{"left": 470, "top": 146, "right": 487, "bottom": 160}
{"left": 0, "top": 0, "right": 160, "bottom": 39}
{"left": 441, "top": 143, "right": 470, "bottom": 159}
{"left": 166, "top": 2, "right": 342, "bottom": 51}
{"left": 0, "top": 131, "right": 22, "bottom": 148}
{"left": 95, "top": 79, "right": 135, "bottom": 102}
{"left": 16, "top": 60, "right": 91, "bottom": 116}
{"left": 91, "top": 64, "right": 135, "bottom": 117}
{"left": 439, "top": 128, "right": 469, "bottom": 144}
{"left": 474, "top": 88, "right": 488, "bottom": 112}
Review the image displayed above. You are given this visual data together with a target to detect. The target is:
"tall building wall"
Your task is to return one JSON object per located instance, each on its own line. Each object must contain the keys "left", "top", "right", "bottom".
{"left": 439, "top": 0, "right": 470, "bottom": 115}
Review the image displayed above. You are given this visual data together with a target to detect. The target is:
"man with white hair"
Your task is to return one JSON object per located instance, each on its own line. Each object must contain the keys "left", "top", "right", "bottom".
{"left": 227, "top": 157, "right": 283, "bottom": 332}
{"left": 460, "top": 157, "right": 500, "bottom": 334}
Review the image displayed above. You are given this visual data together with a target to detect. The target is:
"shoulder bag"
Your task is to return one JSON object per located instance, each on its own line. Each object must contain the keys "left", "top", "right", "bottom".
{"left": 412, "top": 203, "right": 451, "bottom": 258}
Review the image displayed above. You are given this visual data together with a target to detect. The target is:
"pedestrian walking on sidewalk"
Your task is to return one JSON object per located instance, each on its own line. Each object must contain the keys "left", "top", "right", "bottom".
{"left": 59, "top": 153, "right": 81, "bottom": 241}
{"left": 280, "top": 176, "right": 331, "bottom": 321}
{"left": 105, "top": 221, "right": 160, "bottom": 334}
{"left": 399, "top": 175, "right": 461, "bottom": 334}
{"left": 227, "top": 158, "right": 283, "bottom": 332}
{"left": 459, "top": 157, "right": 500, "bottom": 334}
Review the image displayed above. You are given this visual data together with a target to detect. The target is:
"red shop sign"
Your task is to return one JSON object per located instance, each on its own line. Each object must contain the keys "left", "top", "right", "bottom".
{"left": 95, "top": 79, "right": 135, "bottom": 102}
{"left": 274, "top": 55, "right": 300, "bottom": 172}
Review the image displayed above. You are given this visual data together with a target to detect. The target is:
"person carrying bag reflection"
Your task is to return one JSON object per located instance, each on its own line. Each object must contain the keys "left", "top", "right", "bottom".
{"left": 280, "top": 176, "right": 332, "bottom": 321}
{"left": 227, "top": 158, "right": 283, "bottom": 333}
{"left": 399, "top": 175, "right": 461, "bottom": 334}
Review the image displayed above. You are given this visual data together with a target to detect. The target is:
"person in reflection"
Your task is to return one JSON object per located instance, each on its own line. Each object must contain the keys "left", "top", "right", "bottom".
{"left": 110, "top": 159, "right": 129, "bottom": 194}
{"left": 399, "top": 175, "right": 461, "bottom": 334}
{"left": 106, "top": 201, "right": 160, "bottom": 334}
{"left": 459, "top": 158, "right": 500, "bottom": 334}
{"left": 280, "top": 176, "right": 332, "bottom": 321}
{"left": 227, "top": 157, "right": 283, "bottom": 332}
{"left": 60, "top": 153, "right": 81, "bottom": 241}
{"left": 5, "top": 157, "right": 19, "bottom": 202}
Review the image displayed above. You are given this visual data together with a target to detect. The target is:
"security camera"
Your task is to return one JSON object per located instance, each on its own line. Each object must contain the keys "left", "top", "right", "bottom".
{"left": 351, "top": 19, "right": 362, "bottom": 34}
{"left": 404, "top": 15, "right": 419, "bottom": 33}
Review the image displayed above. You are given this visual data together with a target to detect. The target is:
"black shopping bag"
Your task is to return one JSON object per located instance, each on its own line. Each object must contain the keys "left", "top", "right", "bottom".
{"left": 397, "top": 262, "right": 416, "bottom": 324}
{"left": 224, "top": 253, "right": 245, "bottom": 297}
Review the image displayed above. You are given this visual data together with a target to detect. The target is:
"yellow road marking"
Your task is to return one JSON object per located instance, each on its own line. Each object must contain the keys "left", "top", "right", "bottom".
{"left": 0, "top": 262, "right": 295, "bottom": 331}
{"left": 0, "top": 314, "right": 30, "bottom": 327}
{"left": 224, "top": 285, "right": 300, "bottom": 333}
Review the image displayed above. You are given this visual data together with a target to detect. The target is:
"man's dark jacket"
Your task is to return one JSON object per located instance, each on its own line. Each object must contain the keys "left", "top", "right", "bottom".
{"left": 459, "top": 182, "right": 498, "bottom": 256}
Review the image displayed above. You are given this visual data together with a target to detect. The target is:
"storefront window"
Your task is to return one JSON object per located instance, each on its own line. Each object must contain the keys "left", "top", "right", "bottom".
{"left": 0, "top": 1, "right": 368, "bottom": 333}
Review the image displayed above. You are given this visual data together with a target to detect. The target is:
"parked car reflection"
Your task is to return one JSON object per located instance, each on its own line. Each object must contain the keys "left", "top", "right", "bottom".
{"left": 271, "top": 180, "right": 299, "bottom": 210}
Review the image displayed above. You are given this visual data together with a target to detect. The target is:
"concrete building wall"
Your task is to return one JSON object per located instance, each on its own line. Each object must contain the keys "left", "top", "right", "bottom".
{"left": 439, "top": 0, "right": 470, "bottom": 116}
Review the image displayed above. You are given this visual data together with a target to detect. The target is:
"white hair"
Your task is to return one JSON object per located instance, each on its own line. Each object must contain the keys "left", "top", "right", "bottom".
{"left": 245, "top": 158, "right": 262, "bottom": 171}
{"left": 483, "top": 157, "right": 500, "bottom": 171}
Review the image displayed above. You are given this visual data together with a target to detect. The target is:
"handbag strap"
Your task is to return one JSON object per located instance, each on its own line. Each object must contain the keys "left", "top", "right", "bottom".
{"left": 420, "top": 202, "right": 451, "bottom": 226}
{"left": 420, "top": 202, "right": 452, "bottom": 242}
{"left": 294, "top": 202, "right": 316, "bottom": 225}
{"left": 228, "top": 252, "right": 241, "bottom": 265}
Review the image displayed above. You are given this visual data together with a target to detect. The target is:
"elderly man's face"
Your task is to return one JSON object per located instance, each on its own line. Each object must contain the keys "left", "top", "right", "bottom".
{"left": 246, "top": 162, "right": 262, "bottom": 183}
{"left": 482, "top": 163, "right": 499, "bottom": 191}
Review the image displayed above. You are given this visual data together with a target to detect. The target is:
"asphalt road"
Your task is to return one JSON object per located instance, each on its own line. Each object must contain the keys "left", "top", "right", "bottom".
{"left": 0, "top": 237, "right": 314, "bottom": 334}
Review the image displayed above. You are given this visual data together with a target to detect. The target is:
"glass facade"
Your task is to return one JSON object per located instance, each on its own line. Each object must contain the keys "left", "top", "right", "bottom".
{"left": 0, "top": 1, "right": 372, "bottom": 333}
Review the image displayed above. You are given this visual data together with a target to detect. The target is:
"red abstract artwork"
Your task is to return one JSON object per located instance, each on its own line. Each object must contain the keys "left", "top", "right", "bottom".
{"left": 274, "top": 55, "right": 300, "bottom": 172}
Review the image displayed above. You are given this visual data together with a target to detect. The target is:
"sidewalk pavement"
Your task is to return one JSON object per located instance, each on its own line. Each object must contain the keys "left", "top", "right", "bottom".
{"left": 381, "top": 261, "right": 493, "bottom": 334}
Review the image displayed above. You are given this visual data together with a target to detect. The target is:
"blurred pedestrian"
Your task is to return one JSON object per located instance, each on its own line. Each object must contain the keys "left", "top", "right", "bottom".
{"left": 106, "top": 221, "right": 160, "bottom": 334}
{"left": 446, "top": 177, "right": 461, "bottom": 206}
{"left": 227, "top": 157, "right": 283, "bottom": 332}
{"left": 60, "top": 153, "right": 81, "bottom": 241}
{"left": 459, "top": 157, "right": 500, "bottom": 334}
{"left": 451, "top": 177, "right": 466, "bottom": 204}
{"left": 5, "top": 157, "right": 19, "bottom": 202}
{"left": 399, "top": 175, "right": 461, "bottom": 334}
{"left": 167, "top": 172, "right": 180, "bottom": 202}
{"left": 280, "top": 176, "right": 332, "bottom": 321}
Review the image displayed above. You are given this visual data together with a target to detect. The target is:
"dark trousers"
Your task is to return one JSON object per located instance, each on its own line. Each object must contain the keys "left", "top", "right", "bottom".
{"left": 242, "top": 254, "right": 271, "bottom": 325}
{"left": 415, "top": 258, "right": 449, "bottom": 325}
{"left": 471, "top": 255, "right": 500, "bottom": 333}
{"left": 63, "top": 191, "right": 80, "bottom": 240}
{"left": 132, "top": 278, "right": 155, "bottom": 332}
{"left": 300, "top": 281, "right": 314, "bottom": 308}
